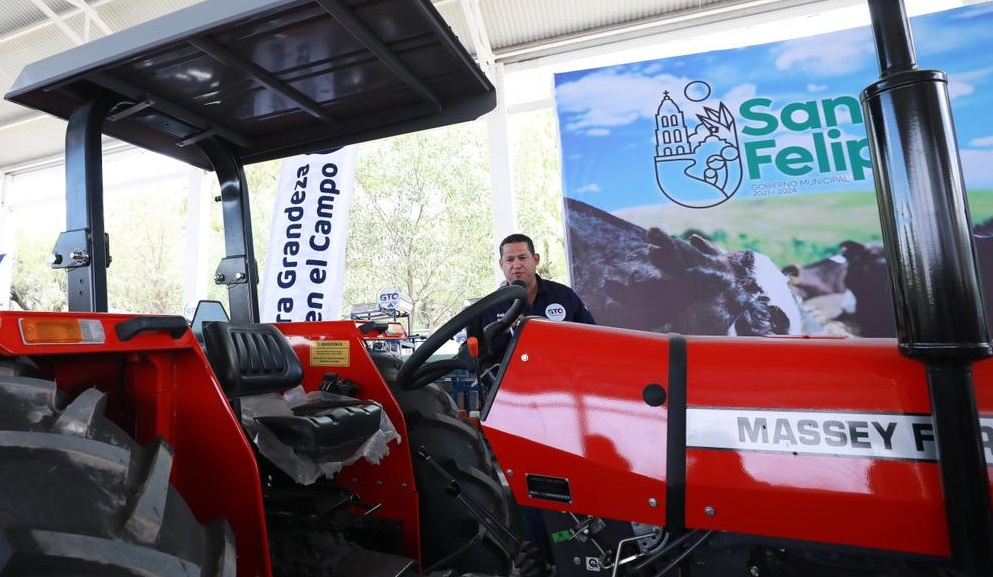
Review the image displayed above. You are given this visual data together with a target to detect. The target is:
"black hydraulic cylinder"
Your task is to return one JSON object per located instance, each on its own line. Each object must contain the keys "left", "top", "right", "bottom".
{"left": 860, "top": 1, "right": 993, "bottom": 573}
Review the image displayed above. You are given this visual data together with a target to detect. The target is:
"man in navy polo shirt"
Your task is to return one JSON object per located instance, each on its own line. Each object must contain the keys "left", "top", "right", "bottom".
{"left": 482, "top": 233, "right": 595, "bottom": 564}
{"left": 484, "top": 233, "right": 596, "bottom": 331}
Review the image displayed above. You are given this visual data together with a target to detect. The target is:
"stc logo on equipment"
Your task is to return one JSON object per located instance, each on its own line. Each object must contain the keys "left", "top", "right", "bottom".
{"left": 545, "top": 304, "right": 566, "bottom": 321}
{"left": 653, "top": 81, "right": 869, "bottom": 208}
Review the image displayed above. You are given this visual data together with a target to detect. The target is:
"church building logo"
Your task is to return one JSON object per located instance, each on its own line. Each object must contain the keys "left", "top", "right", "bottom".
{"left": 654, "top": 81, "right": 741, "bottom": 208}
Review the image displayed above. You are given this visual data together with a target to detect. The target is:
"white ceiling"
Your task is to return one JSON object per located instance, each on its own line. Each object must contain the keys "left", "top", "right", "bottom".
{"left": 0, "top": 0, "right": 204, "bottom": 172}
{"left": 0, "top": 0, "right": 947, "bottom": 173}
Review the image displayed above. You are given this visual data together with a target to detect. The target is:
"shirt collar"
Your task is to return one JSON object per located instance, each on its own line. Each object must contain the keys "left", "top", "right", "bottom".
{"left": 534, "top": 274, "right": 547, "bottom": 298}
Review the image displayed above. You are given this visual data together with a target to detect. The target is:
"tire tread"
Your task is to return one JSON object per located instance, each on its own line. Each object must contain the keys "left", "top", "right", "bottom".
{"left": 394, "top": 384, "right": 513, "bottom": 574}
{"left": 0, "top": 381, "right": 235, "bottom": 576}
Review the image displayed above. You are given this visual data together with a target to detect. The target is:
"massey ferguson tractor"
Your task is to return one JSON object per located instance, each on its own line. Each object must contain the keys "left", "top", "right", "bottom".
{"left": 1, "top": 0, "right": 991, "bottom": 576}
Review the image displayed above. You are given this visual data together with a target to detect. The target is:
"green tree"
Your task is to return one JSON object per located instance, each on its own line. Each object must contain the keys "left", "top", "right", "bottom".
{"left": 105, "top": 186, "right": 187, "bottom": 313}
{"left": 8, "top": 112, "right": 570, "bottom": 327}
{"left": 344, "top": 122, "right": 493, "bottom": 332}
{"left": 10, "top": 230, "right": 66, "bottom": 311}
{"left": 512, "top": 109, "right": 568, "bottom": 282}
{"left": 246, "top": 160, "right": 282, "bottom": 282}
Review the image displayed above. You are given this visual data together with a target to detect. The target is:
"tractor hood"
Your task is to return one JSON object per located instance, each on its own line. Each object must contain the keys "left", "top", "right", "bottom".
{"left": 4, "top": 0, "right": 495, "bottom": 170}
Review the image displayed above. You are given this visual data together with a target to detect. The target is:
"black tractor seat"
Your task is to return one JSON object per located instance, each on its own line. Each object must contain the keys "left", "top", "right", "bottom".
{"left": 202, "top": 321, "right": 382, "bottom": 458}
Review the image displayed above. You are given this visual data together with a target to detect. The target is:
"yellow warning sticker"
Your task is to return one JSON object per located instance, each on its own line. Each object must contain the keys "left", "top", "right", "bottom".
{"left": 310, "top": 340, "right": 350, "bottom": 366}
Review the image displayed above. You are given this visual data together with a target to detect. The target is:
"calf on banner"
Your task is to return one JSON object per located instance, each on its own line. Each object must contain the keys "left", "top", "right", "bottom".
{"left": 261, "top": 147, "right": 357, "bottom": 323}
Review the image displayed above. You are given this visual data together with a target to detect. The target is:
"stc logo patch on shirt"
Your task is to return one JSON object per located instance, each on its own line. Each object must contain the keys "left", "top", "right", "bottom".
{"left": 545, "top": 303, "right": 567, "bottom": 321}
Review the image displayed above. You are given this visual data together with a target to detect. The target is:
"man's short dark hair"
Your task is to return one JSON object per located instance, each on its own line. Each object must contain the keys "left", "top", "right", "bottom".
{"left": 499, "top": 233, "right": 535, "bottom": 257}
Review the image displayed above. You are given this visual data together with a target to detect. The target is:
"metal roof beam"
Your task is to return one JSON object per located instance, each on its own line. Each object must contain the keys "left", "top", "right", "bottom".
{"left": 313, "top": 0, "right": 441, "bottom": 108}
{"left": 494, "top": 0, "right": 848, "bottom": 65}
{"left": 188, "top": 37, "right": 338, "bottom": 125}
{"left": 87, "top": 71, "right": 254, "bottom": 150}
{"left": 28, "top": 0, "right": 83, "bottom": 45}
{"left": 62, "top": 0, "right": 114, "bottom": 40}
{"left": 0, "top": 0, "right": 116, "bottom": 46}
{"left": 459, "top": 0, "right": 494, "bottom": 69}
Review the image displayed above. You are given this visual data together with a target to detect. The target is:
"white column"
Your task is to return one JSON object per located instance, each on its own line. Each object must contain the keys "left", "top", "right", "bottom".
{"left": 182, "top": 166, "right": 210, "bottom": 318}
{"left": 487, "top": 62, "right": 516, "bottom": 283}
{"left": 0, "top": 172, "right": 11, "bottom": 310}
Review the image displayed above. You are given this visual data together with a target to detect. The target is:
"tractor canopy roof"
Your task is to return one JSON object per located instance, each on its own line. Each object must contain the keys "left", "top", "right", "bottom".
{"left": 5, "top": 0, "right": 495, "bottom": 170}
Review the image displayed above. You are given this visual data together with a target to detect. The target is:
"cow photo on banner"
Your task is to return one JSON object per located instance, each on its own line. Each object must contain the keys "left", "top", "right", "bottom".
{"left": 261, "top": 147, "right": 358, "bottom": 323}
{"left": 554, "top": 4, "right": 993, "bottom": 338}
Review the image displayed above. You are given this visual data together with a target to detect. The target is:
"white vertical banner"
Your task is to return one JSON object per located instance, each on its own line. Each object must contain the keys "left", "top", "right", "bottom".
{"left": 261, "top": 147, "right": 358, "bottom": 322}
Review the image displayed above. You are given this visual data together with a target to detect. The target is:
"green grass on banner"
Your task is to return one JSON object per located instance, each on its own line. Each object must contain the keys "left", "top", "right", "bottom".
{"left": 612, "top": 189, "right": 993, "bottom": 267}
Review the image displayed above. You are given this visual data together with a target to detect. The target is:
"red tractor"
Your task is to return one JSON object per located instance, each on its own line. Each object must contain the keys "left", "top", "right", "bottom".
{"left": 1, "top": 1, "right": 991, "bottom": 577}
{"left": 0, "top": 2, "right": 526, "bottom": 576}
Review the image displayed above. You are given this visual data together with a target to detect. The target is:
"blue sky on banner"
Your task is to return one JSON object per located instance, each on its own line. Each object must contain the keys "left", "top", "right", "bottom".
{"left": 554, "top": 3, "right": 993, "bottom": 212}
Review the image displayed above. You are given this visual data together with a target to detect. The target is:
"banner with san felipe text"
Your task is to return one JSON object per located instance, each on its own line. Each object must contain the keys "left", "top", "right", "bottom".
{"left": 260, "top": 147, "right": 357, "bottom": 323}
{"left": 554, "top": 4, "right": 993, "bottom": 339}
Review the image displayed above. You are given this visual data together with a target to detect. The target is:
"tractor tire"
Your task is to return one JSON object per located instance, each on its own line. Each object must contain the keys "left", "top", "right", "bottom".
{"left": 0, "top": 374, "right": 236, "bottom": 577}
{"left": 512, "top": 540, "right": 549, "bottom": 577}
{"left": 393, "top": 383, "right": 514, "bottom": 575}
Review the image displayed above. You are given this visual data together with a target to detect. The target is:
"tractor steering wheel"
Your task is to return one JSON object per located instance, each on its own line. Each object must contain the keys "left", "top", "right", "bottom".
{"left": 395, "top": 283, "right": 528, "bottom": 391}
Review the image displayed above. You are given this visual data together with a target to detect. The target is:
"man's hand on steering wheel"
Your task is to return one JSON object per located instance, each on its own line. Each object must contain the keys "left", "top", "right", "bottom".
{"left": 395, "top": 282, "right": 528, "bottom": 390}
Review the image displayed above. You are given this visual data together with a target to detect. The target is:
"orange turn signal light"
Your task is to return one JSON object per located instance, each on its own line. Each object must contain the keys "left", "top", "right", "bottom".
{"left": 19, "top": 318, "right": 106, "bottom": 345}
{"left": 385, "top": 322, "right": 407, "bottom": 338}
{"left": 467, "top": 336, "right": 479, "bottom": 359}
